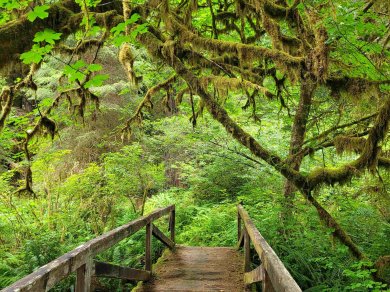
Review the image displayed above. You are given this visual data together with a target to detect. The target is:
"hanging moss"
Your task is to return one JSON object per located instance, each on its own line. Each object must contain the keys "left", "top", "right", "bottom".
{"left": 122, "top": 75, "right": 177, "bottom": 140}
{"left": 0, "top": 86, "right": 13, "bottom": 131}
{"left": 119, "top": 44, "right": 139, "bottom": 86}
{"left": 334, "top": 135, "right": 366, "bottom": 155}
{"left": 200, "top": 75, "right": 274, "bottom": 99}
{"left": 172, "top": 19, "right": 303, "bottom": 66}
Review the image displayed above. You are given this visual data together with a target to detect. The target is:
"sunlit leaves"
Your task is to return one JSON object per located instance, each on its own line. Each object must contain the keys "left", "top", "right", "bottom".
{"left": 110, "top": 14, "right": 148, "bottom": 46}
{"left": 63, "top": 61, "right": 86, "bottom": 83}
{"left": 27, "top": 5, "right": 50, "bottom": 22}
{"left": 20, "top": 44, "right": 52, "bottom": 64}
{"left": 20, "top": 29, "right": 62, "bottom": 64}
{"left": 63, "top": 60, "right": 108, "bottom": 88}
{"left": 33, "top": 29, "right": 62, "bottom": 45}
{"left": 84, "top": 74, "right": 109, "bottom": 88}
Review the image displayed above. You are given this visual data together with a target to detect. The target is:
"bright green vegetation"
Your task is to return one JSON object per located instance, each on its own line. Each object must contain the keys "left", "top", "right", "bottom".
{"left": 0, "top": 0, "right": 390, "bottom": 291}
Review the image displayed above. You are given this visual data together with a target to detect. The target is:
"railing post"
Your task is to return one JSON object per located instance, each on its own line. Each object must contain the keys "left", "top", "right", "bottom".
{"left": 169, "top": 208, "right": 175, "bottom": 243}
{"left": 261, "top": 264, "right": 275, "bottom": 292}
{"left": 75, "top": 257, "right": 92, "bottom": 292}
{"left": 244, "top": 229, "right": 251, "bottom": 272}
{"left": 145, "top": 223, "right": 152, "bottom": 273}
{"left": 237, "top": 210, "right": 241, "bottom": 242}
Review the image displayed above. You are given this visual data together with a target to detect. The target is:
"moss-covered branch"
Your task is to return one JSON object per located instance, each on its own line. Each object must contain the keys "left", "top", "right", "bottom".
{"left": 0, "top": 0, "right": 122, "bottom": 68}
{"left": 138, "top": 30, "right": 307, "bottom": 190}
{"left": 171, "top": 18, "right": 304, "bottom": 65}
{"left": 307, "top": 97, "right": 390, "bottom": 189}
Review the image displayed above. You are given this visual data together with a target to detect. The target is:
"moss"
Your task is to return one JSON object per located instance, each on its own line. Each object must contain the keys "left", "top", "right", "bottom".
{"left": 307, "top": 164, "right": 359, "bottom": 189}
{"left": 119, "top": 44, "right": 138, "bottom": 86}
{"left": 0, "top": 86, "right": 13, "bottom": 131}
{"left": 172, "top": 19, "right": 303, "bottom": 66}
{"left": 200, "top": 75, "right": 274, "bottom": 99}
{"left": 122, "top": 75, "right": 177, "bottom": 140}
{"left": 334, "top": 135, "right": 366, "bottom": 155}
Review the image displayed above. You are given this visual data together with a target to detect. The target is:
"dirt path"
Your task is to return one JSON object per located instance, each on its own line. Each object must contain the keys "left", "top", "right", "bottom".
{"left": 133, "top": 245, "right": 245, "bottom": 291}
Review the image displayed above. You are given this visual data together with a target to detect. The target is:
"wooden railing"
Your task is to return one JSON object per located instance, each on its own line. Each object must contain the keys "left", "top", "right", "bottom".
{"left": 237, "top": 204, "right": 301, "bottom": 292}
{"left": 3, "top": 205, "right": 175, "bottom": 292}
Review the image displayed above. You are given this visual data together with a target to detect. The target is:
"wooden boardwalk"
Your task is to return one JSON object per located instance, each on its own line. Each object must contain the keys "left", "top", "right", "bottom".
{"left": 3, "top": 204, "right": 302, "bottom": 292}
{"left": 134, "top": 246, "right": 245, "bottom": 292}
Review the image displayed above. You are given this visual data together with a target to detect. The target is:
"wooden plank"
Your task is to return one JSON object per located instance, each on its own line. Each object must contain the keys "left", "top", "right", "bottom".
{"left": 94, "top": 261, "right": 151, "bottom": 281}
{"left": 236, "top": 231, "right": 244, "bottom": 250}
{"left": 152, "top": 224, "right": 175, "bottom": 249}
{"left": 3, "top": 205, "right": 174, "bottom": 292}
{"left": 244, "top": 265, "right": 263, "bottom": 285}
{"left": 262, "top": 265, "right": 275, "bottom": 292}
{"left": 169, "top": 209, "right": 175, "bottom": 242}
{"left": 238, "top": 211, "right": 242, "bottom": 241}
{"left": 76, "top": 264, "right": 86, "bottom": 292}
{"left": 75, "top": 257, "right": 92, "bottom": 292}
{"left": 244, "top": 229, "right": 251, "bottom": 272}
{"left": 237, "top": 204, "right": 301, "bottom": 292}
{"left": 145, "top": 223, "right": 152, "bottom": 272}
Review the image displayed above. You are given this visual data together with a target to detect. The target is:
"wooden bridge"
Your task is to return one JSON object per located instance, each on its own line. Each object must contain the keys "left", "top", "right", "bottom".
{"left": 3, "top": 205, "right": 301, "bottom": 292}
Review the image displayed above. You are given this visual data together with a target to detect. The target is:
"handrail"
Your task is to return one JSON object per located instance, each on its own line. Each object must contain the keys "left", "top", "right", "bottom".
{"left": 237, "top": 204, "right": 301, "bottom": 292}
{"left": 3, "top": 205, "right": 175, "bottom": 292}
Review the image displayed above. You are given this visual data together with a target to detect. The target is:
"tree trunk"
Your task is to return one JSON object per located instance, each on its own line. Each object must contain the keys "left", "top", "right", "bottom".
{"left": 282, "top": 78, "right": 315, "bottom": 222}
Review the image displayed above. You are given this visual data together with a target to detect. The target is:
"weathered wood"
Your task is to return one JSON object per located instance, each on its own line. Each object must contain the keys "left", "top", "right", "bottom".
{"left": 244, "top": 265, "right": 263, "bottom": 285}
{"left": 244, "top": 229, "right": 251, "bottom": 272}
{"left": 237, "top": 204, "right": 301, "bottom": 292}
{"left": 134, "top": 246, "right": 245, "bottom": 291}
{"left": 169, "top": 209, "right": 175, "bottom": 242}
{"left": 75, "top": 256, "right": 93, "bottom": 292}
{"left": 76, "top": 264, "right": 86, "bottom": 292}
{"left": 152, "top": 224, "right": 175, "bottom": 249}
{"left": 145, "top": 223, "right": 152, "bottom": 272}
{"left": 3, "top": 205, "right": 175, "bottom": 292}
{"left": 238, "top": 211, "right": 242, "bottom": 241}
{"left": 262, "top": 265, "right": 275, "bottom": 292}
{"left": 236, "top": 230, "right": 244, "bottom": 250}
{"left": 94, "top": 261, "right": 151, "bottom": 281}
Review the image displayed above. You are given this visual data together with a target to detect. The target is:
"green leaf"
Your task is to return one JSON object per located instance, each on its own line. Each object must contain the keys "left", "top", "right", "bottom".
{"left": 27, "top": 5, "right": 50, "bottom": 22}
{"left": 63, "top": 63, "right": 86, "bottom": 83}
{"left": 110, "top": 13, "right": 141, "bottom": 36}
{"left": 33, "top": 29, "right": 62, "bottom": 45}
{"left": 20, "top": 50, "right": 43, "bottom": 64}
{"left": 87, "top": 64, "right": 102, "bottom": 72}
{"left": 84, "top": 74, "right": 109, "bottom": 88}
{"left": 20, "top": 44, "right": 52, "bottom": 64}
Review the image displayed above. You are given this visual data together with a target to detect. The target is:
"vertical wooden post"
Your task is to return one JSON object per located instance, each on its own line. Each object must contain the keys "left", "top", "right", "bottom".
{"left": 169, "top": 208, "right": 175, "bottom": 243}
{"left": 75, "top": 257, "right": 92, "bottom": 292}
{"left": 145, "top": 223, "right": 152, "bottom": 272}
{"left": 244, "top": 229, "right": 251, "bottom": 272}
{"left": 237, "top": 211, "right": 241, "bottom": 242}
{"left": 261, "top": 265, "right": 275, "bottom": 292}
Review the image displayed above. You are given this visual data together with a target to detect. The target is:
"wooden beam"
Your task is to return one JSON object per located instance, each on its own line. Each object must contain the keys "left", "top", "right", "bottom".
{"left": 152, "top": 224, "right": 175, "bottom": 249}
{"left": 238, "top": 211, "right": 242, "bottom": 241}
{"left": 262, "top": 265, "right": 276, "bottom": 292}
{"left": 75, "top": 256, "right": 92, "bottom": 292}
{"left": 94, "top": 261, "right": 151, "bottom": 281}
{"left": 244, "top": 264, "right": 263, "bottom": 285}
{"left": 236, "top": 231, "right": 244, "bottom": 250}
{"left": 244, "top": 229, "right": 251, "bottom": 272}
{"left": 3, "top": 205, "right": 175, "bottom": 292}
{"left": 145, "top": 223, "right": 152, "bottom": 272}
{"left": 237, "top": 204, "right": 301, "bottom": 292}
{"left": 169, "top": 209, "right": 175, "bottom": 242}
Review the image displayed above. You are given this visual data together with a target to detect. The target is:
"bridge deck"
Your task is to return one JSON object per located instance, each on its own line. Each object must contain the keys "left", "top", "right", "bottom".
{"left": 133, "top": 246, "right": 245, "bottom": 291}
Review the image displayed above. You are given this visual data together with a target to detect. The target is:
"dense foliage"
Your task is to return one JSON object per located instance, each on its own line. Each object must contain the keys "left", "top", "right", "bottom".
{"left": 0, "top": 0, "right": 389, "bottom": 290}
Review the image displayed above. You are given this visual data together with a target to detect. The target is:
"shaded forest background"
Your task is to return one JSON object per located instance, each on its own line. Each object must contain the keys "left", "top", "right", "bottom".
{"left": 0, "top": 0, "right": 390, "bottom": 290}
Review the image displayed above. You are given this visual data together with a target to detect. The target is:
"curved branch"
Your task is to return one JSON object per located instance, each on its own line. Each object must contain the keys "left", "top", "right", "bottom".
{"left": 138, "top": 31, "right": 307, "bottom": 190}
